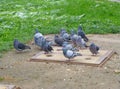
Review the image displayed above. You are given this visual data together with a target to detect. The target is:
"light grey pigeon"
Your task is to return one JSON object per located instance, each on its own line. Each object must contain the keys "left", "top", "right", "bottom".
{"left": 70, "top": 29, "right": 79, "bottom": 45}
{"left": 54, "top": 35, "right": 64, "bottom": 46}
{"left": 60, "top": 29, "right": 70, "bottom": 41}
{"left": 62, "top": 32, "right": 70, "bottom": 41}
{"left": 34, "top": 28, "right": 43, "bottom": 46}
{"left": 76, "top": 36, "right": 87, "bottom": 49}
{"left": 34, "top": 28, "right": 43, "bottom": 38}
{"left": 77, "top": 26, "right": 89, "bottom": 42}
{"left": 62, "top": 42, "right": 78, "bottom": 51}
{"left": 62, "top": 47, "right": 82, "bottom": 60}
{"left": 62, "top": 41, "right": 69, "bottom": 47}
{"left": 71, "top": 33, "right": 78, "bottom": 45}
{"left": 14, "top": 39, "right": 31, "bottom": 51}
{"left": 89, "top": 43, "right": 99, "bottom": 55}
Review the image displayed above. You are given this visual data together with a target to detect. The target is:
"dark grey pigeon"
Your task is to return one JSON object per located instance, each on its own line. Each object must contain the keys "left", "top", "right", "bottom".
{"left": 54, "top": 35, "right": 64, "bottom": 46}
{"left": 62, "top": 47, "right": 82, "bottom": 60}
{"left": 42, "top": 39, "right": 53, "bottom": 54}
{"left": 77, "top": 26, "right": 88, "bottom": 42}
{"left": 89, "top": 43, "right": 99, "bottom": 55}
{"left": 14, "top": 39, "right": 31, "bottom": 51}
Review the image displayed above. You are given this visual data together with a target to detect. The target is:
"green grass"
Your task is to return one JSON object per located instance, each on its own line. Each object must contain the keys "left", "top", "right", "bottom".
{"left": 0, "top": 0, "right": 120, "bottom": 52}
{"left": 0, "top": 77, "right": 4, "bottom": 81}
{"left": 0, "top": 53, "right": 2, "bottom": 58}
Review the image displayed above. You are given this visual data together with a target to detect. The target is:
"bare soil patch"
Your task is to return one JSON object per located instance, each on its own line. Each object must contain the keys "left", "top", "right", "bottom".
{"left": 0, "top": 34, "right": 120, "bottom": 89}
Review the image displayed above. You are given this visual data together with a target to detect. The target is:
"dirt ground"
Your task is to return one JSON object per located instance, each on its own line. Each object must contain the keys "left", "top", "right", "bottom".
{"left": 0, "top": 34, "right": 120, "bottom": 89}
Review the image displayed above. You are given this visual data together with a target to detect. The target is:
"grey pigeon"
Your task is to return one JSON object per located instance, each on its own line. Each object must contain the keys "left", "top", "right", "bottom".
{"left": 76, "top": 36, "right": 87, "bottom": 49}
{"left": 34, "top": 28, "right": 43, "bottom": 38}
{"left": 60, "top": 29, "right": 67, "bottom": 37}
{"left": 71, "top": 33, "right": 78, "bottom": 45}
{"left": 70, "top": 29, "right": 79, "bottom": 45}
{"left": 77, "top": 26, "right": 89, "bottom": 42}
{"left": 42, "top": 39, "right": 53, "bottom": 54}
{"left": 62, "top": 42, "right": 78, "bottom": 51}
{"left": 35, "top": 36, "right": 45, "bottom": 48}
{"left": 39, "top": 37, "right": 46, "bottom": 49}
{"left": 89, "top": 43, "right": 99, "bottom": 55}
{"left": 62, "top": 41, "right": 70, "bottom": 47}
{"left": 62, "top": 47, "right": 82, "bottom": 60}
{"left": 14, "top": 39, "right": 31, "bottom": 51}
{"left": 70, "top": 29, "right": 76, "bottom": 36}
{"left": 54, "top": 35, "right": 64, "bottom": 46}
{"left": 60, "top": 29, "right": 70, "bottom": 41}
{"left": 62, "top": 32, "right": 70, "bottom": 41}
{"left": 34, "top": 28, "right": 43, "bottom": 46}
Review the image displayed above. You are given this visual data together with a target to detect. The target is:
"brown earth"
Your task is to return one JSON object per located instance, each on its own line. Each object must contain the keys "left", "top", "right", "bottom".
{"left": 0, "top": 34, "right": 120, "bottom": 89}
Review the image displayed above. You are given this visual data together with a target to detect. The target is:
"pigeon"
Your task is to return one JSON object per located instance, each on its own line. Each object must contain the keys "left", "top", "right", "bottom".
{"left": 34, "top": 36, "right": 45, "bottom": 48}
{"left": 34, "top": 28, "right": 43, "bottom": 46}
{"left": 39, "top": 37, "right": 46, "bottom": 49}
{"left": 13, "top": 39, "right": 31, "bottom": 51}
{"left": 71, "top": 33, "right": 78, "bottom": 45}
{"left": 42, "top": 39, "right": 53, "bottom": 54}
{"left": 70, "top": 29, "right": 76, "bottom": 36}
{"left": 62, "top": 42, "right": 78, "bottom": 51}
{"left": 62, "top": 41, "right": 70, "bottom": 47}
{"left": 62, "top": 47, "right": 82, "bottom": 60}
{"left": 89, "top": 43, "right": 99, "bottom": 55}
{"left": 34, "top": 28, "right": 43, "bottom": 38}
{"left": 60, "top": 29, "right": 67, "bottom": 37}
{"left": 77, "top": 26, "right": 89, "bottom": 42}
{"left": 76, "top": 36, "right": 87, "bottom": 49}
{"left": 54, "top": 35, "right": 64, "bottom": 46}
{"left": 60, "top": 29, "right": 70, "bottom": 41}
{"left": 62, "top": 32, "right": 70, "bottom": 41}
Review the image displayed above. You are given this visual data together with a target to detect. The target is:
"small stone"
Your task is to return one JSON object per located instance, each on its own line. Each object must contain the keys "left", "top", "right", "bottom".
{"left": 81, "top": 70, "right": 85, "bottom": 72}
{"left": 114, "top": 69, "right": 120, "bottom": 74}
{"left": 66, "top": 69, "right": 70, "bottom": 71}
{"left": 104, "top": 67, "right": 107, "bottom": 69}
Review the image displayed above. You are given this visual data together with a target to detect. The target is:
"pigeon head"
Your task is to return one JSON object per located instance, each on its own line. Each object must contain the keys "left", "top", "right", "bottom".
{"left": 14, "top": 39, "right": 19, "bottom": 43}
{"left": 60, "top": 29, "right": 66, "bottom": 33}
{"left": 60, "top": 29, "right": 66, "bottom": 36}
{"left": 78, "top": 26, "right": 82, "bottom": 31}
{"left": 71, "top": 29, "right": 75, "bottom": 36}
{"left": 90, "top": 43, "right": 95, "bottom": 47}
{"left": 55, "top": 35, "right": 59, "bottom": 38}
{"left": 35, "top": 28, "right": 39, "bottom": 33}
{"left": 14, "top": 39, "right": 18, "bottom": 41}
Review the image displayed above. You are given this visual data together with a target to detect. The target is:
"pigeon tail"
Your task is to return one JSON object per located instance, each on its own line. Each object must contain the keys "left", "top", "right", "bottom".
{"left": 84, "top": 35, "right": 89, "bottom": 42}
